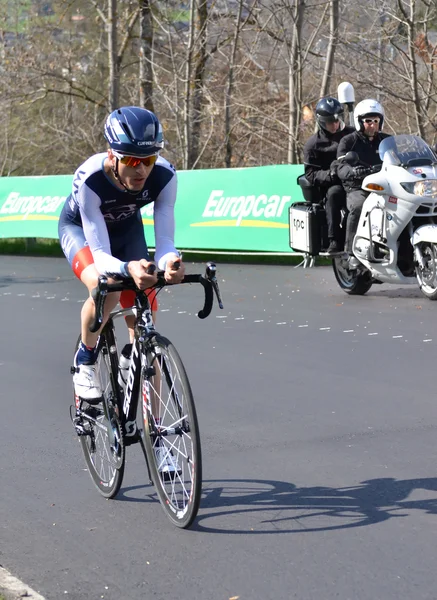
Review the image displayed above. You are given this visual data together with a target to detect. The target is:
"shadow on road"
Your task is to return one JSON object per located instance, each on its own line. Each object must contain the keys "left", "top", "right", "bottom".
{"left": 115, "top": 476, "right": 437, "bottom": 533}
{"left": 190, "top": 476, "right": 437, "bottom": 533}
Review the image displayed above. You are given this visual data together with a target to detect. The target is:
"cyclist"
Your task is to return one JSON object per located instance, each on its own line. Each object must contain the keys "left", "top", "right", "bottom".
{"left": 59, "top": 106, "right": 185, "bottom": 403}
{"left": 303, "top": 97, "right": 355, "bottom": 255}
{"left": 336, "top": 99, "right": 391, "bottom": 266}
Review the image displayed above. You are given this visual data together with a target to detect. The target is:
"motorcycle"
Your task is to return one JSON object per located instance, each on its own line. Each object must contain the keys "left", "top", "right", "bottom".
{"left": 331, "top": 134, "right": 437, "bottom": 300}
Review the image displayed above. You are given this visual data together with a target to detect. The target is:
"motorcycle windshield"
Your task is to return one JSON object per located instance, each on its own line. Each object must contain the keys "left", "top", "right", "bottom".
{"left": 379, "top": 134, "right": 437, "bottom": 167}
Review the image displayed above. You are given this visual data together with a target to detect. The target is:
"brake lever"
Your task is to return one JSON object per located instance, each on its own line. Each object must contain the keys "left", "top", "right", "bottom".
{"left": 205, "top": 262, "right": 223, "bottom": 309}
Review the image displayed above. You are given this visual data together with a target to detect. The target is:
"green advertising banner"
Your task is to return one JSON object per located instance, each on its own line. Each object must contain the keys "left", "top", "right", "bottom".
{"left": 0, "top": 165, "right": 305, "bottom": 252}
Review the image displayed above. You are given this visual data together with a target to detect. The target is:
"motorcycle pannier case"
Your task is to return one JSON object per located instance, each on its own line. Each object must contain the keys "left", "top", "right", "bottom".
{"left": 289, "top": 202, "right": 327, "bottom": 255}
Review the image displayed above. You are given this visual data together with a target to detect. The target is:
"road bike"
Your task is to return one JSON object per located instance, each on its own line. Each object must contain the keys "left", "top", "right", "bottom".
{"left": 70, "top": 262, "right": 223, "bottom": 528}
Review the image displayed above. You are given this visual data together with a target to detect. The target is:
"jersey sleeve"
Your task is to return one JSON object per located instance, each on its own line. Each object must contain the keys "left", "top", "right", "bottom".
{"left": 152, "top": 172, "right": 180, "bottom": 270}
{"left": 77, "top": 183, "right": 128, "bottom": 276}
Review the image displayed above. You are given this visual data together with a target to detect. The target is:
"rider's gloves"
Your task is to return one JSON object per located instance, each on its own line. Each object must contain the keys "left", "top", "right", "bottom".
{"left": 352, "top": 165, "right": 372, "bottom": 178}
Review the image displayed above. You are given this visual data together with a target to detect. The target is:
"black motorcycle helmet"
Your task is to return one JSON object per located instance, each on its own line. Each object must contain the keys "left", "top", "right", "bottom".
{"left": 104, "top": 106, "right": 164, "bottom": 156}
{"left": 315, "top": 97, "right": 344, "bottom": 132}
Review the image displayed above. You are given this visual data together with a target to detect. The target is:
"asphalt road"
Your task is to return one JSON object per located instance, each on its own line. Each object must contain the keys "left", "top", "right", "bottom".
{"left": 1, "top": 256, "right": 437, "bottom": 600}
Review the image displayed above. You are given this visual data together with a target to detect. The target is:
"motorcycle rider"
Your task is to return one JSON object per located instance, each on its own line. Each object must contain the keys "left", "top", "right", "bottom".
{"left": 303, "top": 97, "right": 355, "bottom": 255}
{"left": 336, "top": 99, "right": 391, "bottom": 266}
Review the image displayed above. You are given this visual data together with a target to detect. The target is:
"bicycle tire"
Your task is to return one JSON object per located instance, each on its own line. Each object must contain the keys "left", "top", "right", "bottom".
{"left": 73, "top": 332, "right": 125, "bottom": 499}
{"left": 140, "top": 334, "right": 202, "bottom": 528}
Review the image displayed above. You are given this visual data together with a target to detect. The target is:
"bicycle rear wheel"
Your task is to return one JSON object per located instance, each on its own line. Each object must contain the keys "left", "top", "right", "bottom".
{"left": 73, "top": 332, "right": 125, "bottom": 499}
{"left": 140, "top": 335, "right": 202, "bottom": 528}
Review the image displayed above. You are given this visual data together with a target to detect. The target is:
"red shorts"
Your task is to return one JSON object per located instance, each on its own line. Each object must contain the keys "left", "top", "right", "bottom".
{"left": 71, "top": 246, "right": 158, "bottom": 311}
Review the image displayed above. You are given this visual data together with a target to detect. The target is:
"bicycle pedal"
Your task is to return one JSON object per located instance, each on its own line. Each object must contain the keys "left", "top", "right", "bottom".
{"left": 72, "top": 417, "right": 91, "bottom": 436}
{"left": 82, "top": 406, "right": 102, "bottom": 419}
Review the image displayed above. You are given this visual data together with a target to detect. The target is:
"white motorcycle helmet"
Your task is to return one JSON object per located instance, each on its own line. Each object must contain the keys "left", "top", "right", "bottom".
{"left": 353, "top": 99, "right": 384, "bottom": 132}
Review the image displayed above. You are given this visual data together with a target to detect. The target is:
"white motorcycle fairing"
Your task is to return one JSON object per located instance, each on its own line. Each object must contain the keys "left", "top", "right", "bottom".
{"left": 412, "top": 225, "right": 437, "bottom": 246}
{"left": 350, "top": 142, "right": 437, "bottom": 286}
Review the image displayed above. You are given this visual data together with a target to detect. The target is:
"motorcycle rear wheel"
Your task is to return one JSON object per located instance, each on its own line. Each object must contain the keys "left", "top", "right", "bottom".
{"left": 416, "top": 242, "right": 437, "bottom": 300}
{"left": 332, "top": 256, "right": 373, "bottom": 295}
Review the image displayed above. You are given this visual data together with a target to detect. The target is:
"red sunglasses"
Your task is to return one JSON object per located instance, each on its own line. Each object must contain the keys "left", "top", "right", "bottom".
{"left": 115, "top": 153, "right": 158, "bottom": 168}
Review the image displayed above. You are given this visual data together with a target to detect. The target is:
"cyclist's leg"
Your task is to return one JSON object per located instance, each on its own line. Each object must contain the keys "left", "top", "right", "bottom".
{"left": 59, "top": 221, "right": 120, "bottom": 343}
{"left": 79, "top": 264, "right": 120, "bottom": 347}
{"left": 59, "top": 218, "right": 120, "bottom": 399}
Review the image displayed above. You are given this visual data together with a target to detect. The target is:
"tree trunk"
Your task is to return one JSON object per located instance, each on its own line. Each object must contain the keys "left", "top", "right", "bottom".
{"left": 288, "top": 0, "right": 305, "bottom": 164}
{"left": 139, "top": 0, "right": 154, "bottom": 111}
{"left": 108, "top": 0, "right": 119, "bottom": 111}
{"left": 319, "top": 0, "right": 339, "bottom": 99}
{"left": 225, "top": 0, "right": 244, "bottom": 168}
{"left": 183, "top": 0, "right": 196, "bottom": 169}
{"left": 189, "top": 0, "right": 208, "bottom": 168}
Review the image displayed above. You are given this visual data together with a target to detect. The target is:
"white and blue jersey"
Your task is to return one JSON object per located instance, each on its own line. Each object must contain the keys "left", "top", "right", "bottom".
{"left": 58, "top": 153, "right": 179, "bottom": 277}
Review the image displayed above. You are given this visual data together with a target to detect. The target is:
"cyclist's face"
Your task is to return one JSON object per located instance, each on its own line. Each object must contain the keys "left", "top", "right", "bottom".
{"left": 108, "top": 150, "right": 155, "bottom": 191}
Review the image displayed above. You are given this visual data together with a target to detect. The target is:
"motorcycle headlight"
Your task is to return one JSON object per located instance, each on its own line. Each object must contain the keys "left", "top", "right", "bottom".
{"left": 401, "top": 180, "right": 437, "bottom": 197}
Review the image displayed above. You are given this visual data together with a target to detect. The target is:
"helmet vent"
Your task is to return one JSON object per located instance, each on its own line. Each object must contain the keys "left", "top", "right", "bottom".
{"left": 122, "top": 122, "right": 135, "bottom": 141}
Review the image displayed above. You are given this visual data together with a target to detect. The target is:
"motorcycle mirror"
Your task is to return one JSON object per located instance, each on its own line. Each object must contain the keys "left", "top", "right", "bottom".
{"left": 343, "top": 151, "right": 360, "bottom": 165}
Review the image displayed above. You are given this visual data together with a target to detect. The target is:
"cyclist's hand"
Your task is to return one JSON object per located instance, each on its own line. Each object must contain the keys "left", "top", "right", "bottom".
{"left": 164, "top": 254, "right": 185, "bottom": 284}
{"left": 127, "top": 259, "right": 158, "bottom": 290}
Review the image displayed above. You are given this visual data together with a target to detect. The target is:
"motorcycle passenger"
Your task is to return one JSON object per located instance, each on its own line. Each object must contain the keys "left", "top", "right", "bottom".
{"left": 303, "top": 97, "right": 355, "bottom": 255}
{"left": 336, "top": 99, "right": 391, "bottom": 266}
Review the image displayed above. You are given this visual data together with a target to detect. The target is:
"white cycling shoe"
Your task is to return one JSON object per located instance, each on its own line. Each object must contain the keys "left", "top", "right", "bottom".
{"left": 73, "top": 364, "right": 103, "bottom": 402}
{"left": 154, "top": 445, "right": 181, "bottom": 479}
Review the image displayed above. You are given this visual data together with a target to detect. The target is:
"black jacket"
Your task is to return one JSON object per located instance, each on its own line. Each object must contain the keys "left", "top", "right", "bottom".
{"left": 303, "top": 125, "right": 355, "bottom": 189}
{"left": 336, "top": 130, "right": 391, "bottom": 192}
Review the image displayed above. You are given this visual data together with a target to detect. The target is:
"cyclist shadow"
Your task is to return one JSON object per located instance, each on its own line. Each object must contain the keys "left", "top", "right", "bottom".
{"left": 190, "top": 476, "right": 437, "bottom": 534}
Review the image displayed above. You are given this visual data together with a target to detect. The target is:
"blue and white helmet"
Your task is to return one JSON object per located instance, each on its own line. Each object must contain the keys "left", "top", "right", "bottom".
{"left": 354, "top": 99, "right": 385, "bottom": 132}
{"left": 104, "top": 106, "right": 164, "bottom": 156}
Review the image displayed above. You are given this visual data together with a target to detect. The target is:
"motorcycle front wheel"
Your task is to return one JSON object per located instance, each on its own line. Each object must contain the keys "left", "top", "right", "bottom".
{"left": 332, "top": 256, "right": 373, "bottom": 295}
{"left": 415, "top": 242, "right": 437, "bottom": 300}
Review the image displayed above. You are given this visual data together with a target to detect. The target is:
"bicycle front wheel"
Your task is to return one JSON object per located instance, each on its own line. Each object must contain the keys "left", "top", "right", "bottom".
{"left": 140, "top": 335, "right": 202, "bottom": 528}
{"left": 74, "top": 333, "right": 125, "bottom": 499}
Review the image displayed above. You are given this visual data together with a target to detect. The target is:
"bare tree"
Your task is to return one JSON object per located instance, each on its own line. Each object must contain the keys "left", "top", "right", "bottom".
{"left": 189, "top": 0, "right": 208, "bottom": 168}
{"left": 138, "top": 0, "right": 154, "bottom": 110}
{"left": 107, "top": 0, "right": 119, "bottom": 109}
{"left": 225, "top": 0, "right": 244, "bottom": 167}
{"left": 319, "top": 0, "right": 339, "bottom": 99}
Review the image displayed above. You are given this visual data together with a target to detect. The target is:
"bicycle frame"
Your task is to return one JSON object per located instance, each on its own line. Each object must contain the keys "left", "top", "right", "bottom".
{"left": 105, "top": 293, "right": 156, "bottom": 445}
